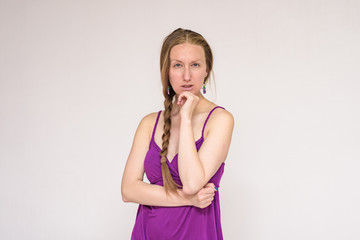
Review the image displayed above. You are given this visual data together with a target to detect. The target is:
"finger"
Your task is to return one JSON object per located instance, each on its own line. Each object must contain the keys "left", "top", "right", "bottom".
{"left": 205, "top": 183, "right": 215, "bottom": 188}
{"left": 200, "top": 201, "right": 210, "bottom": 209}
{"left": 206, "top": 197, "right": 215, "bottom": 205}
{"left": 206, "top": 183, "right": 218, "bottom": 192}
{"left": 204, "top": 199, "right": 213, "bottom": 207}
{"left": 201, "top": 191, "right": 215, "bottom": 198}
{"left": 202, "top": 196, "right": 214, "bottom": 204}
{"left": 202, "top": 190, "right": 214, "bottom": 196}
{"left": 205, "top": 193, "right": 214, "bottom": 200}
{"left": 179, "top": 92, "right": 194, "bottom": 101}
{"left": 202, "top": 187, "right": 214, "bottom": 193}
{"left": 177, "top": 95, "right": 183, "bottom": 105}
{"left": 202, "top": 189, "right": 215, "bottom": 196}
{"left": 211, "top": 185, "right": 216, "bottom": 191}
{"left": 177, "top": 94, "right": 188, "bottom": 106}
{"left": 181, "top": 91, "right": 191, "bottom": 96}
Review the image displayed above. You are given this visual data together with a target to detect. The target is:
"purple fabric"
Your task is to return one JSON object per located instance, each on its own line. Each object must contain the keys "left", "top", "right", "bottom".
{"left": 131, "top": 106, "right": 225, "bottom": 240}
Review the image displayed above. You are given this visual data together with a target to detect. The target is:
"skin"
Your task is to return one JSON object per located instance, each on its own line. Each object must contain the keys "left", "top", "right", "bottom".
{"left": 121, "top": 42, "right": 234, "bottom": 207}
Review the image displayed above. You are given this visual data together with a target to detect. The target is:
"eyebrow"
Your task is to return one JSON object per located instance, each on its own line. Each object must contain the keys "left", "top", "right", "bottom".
{"left": 170, "top": 59, "right": 202, "bottom": 63}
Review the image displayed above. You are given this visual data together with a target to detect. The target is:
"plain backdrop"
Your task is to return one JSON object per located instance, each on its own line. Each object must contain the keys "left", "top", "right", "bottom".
{"left": 1, "top": 0, "right": 359, "bottom": 239}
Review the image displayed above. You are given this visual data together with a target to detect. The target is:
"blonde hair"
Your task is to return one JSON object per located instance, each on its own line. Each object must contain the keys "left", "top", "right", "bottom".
{"left": 159, "top": 28, "right": 214, "bottom": 193}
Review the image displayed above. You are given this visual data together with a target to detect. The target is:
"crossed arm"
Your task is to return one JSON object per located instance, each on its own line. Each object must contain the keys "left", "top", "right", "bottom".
{"left": 121, "top": 98, "right": 234, "bottom": 207}
{"left": 121, "top": 113, "right": 216, "bottom": 208}
{"left": 178, "top": 107, "right": 234, "bottom": 195}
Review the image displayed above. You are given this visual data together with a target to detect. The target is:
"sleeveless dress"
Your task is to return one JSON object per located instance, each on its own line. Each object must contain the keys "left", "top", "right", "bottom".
{"left": 131, "top": 106, "right": 225, "bottom": 240}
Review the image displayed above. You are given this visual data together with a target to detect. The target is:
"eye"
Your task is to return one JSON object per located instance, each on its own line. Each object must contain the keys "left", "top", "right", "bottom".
{"left": 192, "top": 63, "right": 200, "bottom": 67}
{"left": 174, "top": 63, "right": 182, "bottom": 68}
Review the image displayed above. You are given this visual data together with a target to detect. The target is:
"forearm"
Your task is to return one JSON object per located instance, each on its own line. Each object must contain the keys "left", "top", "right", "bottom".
{"left": 178, "top": 118, "right": 206, "bottom": 194}
{"left": 121, "top": 180, "right": 191, "bottom": 207}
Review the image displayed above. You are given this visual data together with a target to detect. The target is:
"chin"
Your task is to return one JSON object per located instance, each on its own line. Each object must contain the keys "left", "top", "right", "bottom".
{"left": 181, "top": 90, "right": 202, "bottom": 96}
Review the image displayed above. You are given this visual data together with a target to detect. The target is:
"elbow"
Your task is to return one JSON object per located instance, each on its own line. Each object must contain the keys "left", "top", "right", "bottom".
{"left": 121, "top": 178, "right": 141, "bottom": 203}
{"left": 121, "top": 193, "right": 130, "bottom": 203}
{"left": 182, "top": 184, "right": 202, "bottom": 195}
{"left": 121, "top": 184, "right": 131, "bottom": 203}
{"left": 181, "top": 175, "right": 207, "bottom": 195}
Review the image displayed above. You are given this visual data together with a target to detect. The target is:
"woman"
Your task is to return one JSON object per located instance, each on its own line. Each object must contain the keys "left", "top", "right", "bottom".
{"left": 121, "top": 28, "right": 234, "bottom": 240}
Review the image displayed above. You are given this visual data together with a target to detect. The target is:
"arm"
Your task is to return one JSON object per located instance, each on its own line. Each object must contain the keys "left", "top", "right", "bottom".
{"left": 121, "top": 113, "right": 216, "bottom": 207}
{"left": 177, "top": 94, "right": 234, "bottom": 195}
{"left": 121, "top": 113, "right": 188, "bottom": 206}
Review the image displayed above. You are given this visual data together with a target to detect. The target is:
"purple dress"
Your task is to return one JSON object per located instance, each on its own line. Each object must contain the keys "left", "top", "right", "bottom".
{"left": 131, "top": 106, "right": 225, "bottom": 240}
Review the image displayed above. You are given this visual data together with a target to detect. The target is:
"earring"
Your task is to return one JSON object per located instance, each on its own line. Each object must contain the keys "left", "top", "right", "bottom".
{"left": 202, "top": 84, "right": 206, "bottom": 94}
{"left": 167, "top": 86, "right": 170, "bottom": 95}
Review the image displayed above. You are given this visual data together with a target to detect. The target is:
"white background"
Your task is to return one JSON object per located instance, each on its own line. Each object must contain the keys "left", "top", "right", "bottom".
{"left": 1, "top": 0, "right": 359, "bottom": 239}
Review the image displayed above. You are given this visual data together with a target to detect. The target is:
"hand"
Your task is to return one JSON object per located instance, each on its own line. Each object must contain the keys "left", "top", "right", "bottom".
{"left": 188, "top": 182, "right": 216, "bottom": 209}
{"left": 177, "top": 92, "right": 199, "bottom": 120}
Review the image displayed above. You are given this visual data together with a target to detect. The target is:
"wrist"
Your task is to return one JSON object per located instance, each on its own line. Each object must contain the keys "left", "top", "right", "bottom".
{"left": 178, "top": 189, "right": 192, "bottom": 206}
{"left": 179, "top": 110, "right": 192, "bottom": 121}
{"left": 180, "top": 116, "right": 192, "bottom": 125}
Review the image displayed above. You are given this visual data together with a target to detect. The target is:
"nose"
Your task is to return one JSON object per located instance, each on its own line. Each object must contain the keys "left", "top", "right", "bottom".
{"left": 183, "top": 66, "right": 190, "bottom": 81}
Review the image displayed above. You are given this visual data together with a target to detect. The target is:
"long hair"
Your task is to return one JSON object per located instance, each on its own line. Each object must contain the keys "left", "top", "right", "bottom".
{"left": 159, "top": 28, "right": 214, "bottom": 193}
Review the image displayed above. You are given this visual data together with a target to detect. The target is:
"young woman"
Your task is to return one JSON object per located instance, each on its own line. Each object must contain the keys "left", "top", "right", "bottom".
{"left": 121, "top": 28, "right": 234, "bottom": 240}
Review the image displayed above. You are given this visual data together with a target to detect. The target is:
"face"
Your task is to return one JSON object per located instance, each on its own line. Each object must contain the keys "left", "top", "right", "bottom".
{"left": 169, "top": 43, "right": 208, "bottom": 96}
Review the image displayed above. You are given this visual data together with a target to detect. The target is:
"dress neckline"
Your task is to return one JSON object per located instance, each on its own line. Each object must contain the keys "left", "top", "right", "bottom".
{"left": 151, "top": 137, "right": 204, "bottom": 164}
{"left": 150, "top": 106, "right": 225, "bottom": 164}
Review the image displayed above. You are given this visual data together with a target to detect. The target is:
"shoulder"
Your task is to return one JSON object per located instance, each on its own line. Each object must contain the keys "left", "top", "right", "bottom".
{"left": 138, "top": 111, "right": 160, "bottom": 130}
{"left": 134, "top": 111, "right": 161, "bottom": 139}
{"left": 140, "top": 111, "right": 159, "bottom": 124}
{"left": 210, "top": 107, "right": 234, "bottom": 126}
{"left": 204, "top": 107, "right": 234, "bottom": 137}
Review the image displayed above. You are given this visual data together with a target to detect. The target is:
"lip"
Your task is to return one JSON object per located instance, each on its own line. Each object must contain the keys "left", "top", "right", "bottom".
{"left": 181, "top": 85, "right": 193, "bottom": 90}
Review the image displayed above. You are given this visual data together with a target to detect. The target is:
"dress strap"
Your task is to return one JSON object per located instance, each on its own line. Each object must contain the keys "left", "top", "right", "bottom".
{"left": 201, "top": 106, "right": 225, "bottom": 137}
{"left": 151, "top": 111, "right": 162, "bottom": 141}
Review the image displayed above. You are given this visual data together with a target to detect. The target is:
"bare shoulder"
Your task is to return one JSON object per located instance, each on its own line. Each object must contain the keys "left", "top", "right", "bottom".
{"left": 135, "top": 111, "right": 160, "bottom": 140}
{"left": 140, "top": 112, "right": 159, "bottom": 126}
{"left": 210, "top": 107, "right": 234, "bottom": 127}
{"left": 204, "top": 107, "right": 234, "bottom": 137}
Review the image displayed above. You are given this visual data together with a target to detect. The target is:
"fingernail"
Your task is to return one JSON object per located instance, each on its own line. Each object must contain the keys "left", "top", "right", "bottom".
{"left": 214, "top": 186, "right": 218, "bottom": 191}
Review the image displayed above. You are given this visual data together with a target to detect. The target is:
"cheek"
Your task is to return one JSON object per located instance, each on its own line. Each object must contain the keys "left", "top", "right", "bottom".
{"left": 194, "top": 71, "right": 207, "bottom": 81}
{"left": 169, "top": 70, "right": 180, "bottom": 83}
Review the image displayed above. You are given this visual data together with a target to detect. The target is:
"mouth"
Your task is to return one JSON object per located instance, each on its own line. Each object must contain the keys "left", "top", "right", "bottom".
{"left": 181, "top": 85, "right": 193, "bottom": 90}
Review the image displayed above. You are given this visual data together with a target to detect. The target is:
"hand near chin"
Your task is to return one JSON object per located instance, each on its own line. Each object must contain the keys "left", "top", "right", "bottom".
{"left": 177, "top": 92, "right": 199, "bottom": 119}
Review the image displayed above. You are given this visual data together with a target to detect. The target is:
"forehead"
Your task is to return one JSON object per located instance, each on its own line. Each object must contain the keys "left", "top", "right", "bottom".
{"left": 170, "top": 43, "right": 205, "bottom": 61}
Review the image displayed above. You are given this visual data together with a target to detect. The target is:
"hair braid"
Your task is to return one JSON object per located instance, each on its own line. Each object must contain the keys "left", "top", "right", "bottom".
{"left": 160, "top": 92, "right": 180, "bottom": 193}
{"left": 159, "top": 28, "right": 214, "bottom": 193}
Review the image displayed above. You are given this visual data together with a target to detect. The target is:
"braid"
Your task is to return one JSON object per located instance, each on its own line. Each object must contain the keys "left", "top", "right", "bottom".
{"left": 160, "top": 93, "right": 180, "bottom": 193}
{"left": 159, "top": 28, "right": 214, "bottom": 193}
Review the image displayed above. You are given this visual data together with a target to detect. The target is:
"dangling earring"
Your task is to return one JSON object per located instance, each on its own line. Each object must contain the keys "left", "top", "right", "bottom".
{"left": 167, "top": 85, "right": 170, "bottom": 95}
{"left": 202, "top": 84, "right": 206, "bottom": 94}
